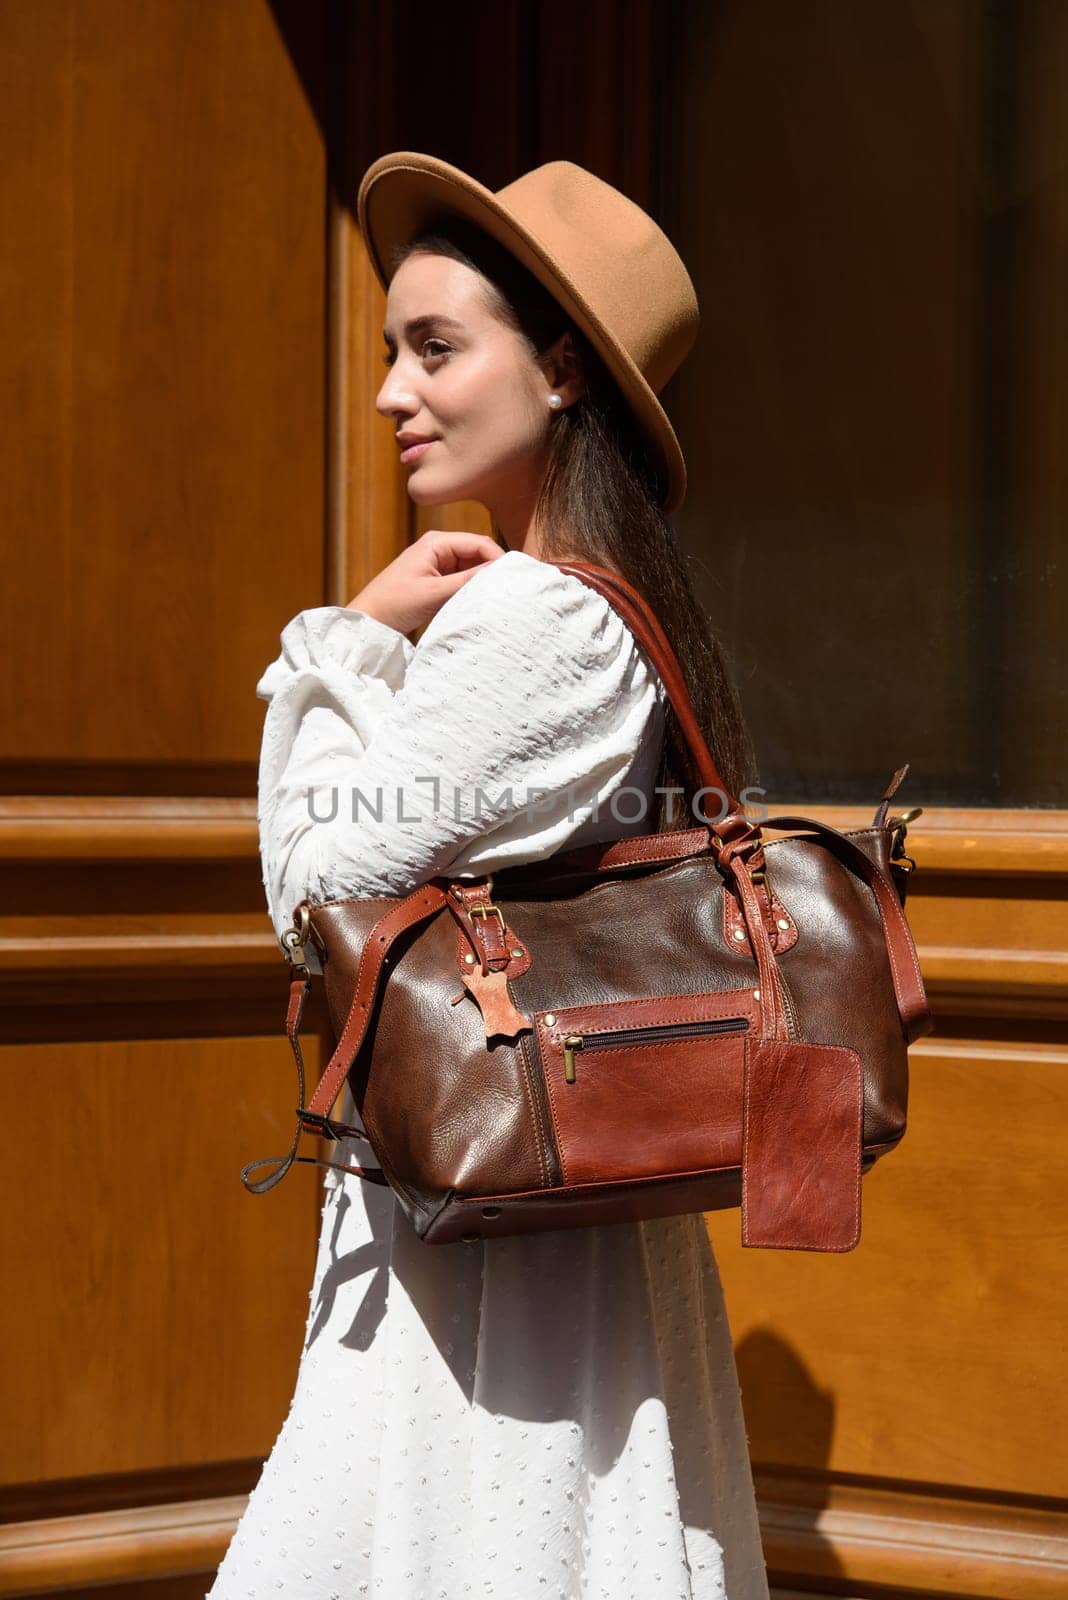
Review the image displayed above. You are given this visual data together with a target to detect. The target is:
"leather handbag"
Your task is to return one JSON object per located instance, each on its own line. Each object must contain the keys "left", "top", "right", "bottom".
{"left": 243, "top": 560, "right": 933, "bottom": 1252}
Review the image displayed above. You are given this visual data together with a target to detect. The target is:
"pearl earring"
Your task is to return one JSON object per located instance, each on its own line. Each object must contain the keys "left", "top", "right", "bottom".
{"left": 548, "top": 393, "right": 563, "bottom": 409}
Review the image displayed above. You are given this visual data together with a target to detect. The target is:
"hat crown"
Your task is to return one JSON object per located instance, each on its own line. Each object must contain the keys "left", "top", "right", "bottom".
{"left": 493, "top": 162, "right": 699, "bottom": 394}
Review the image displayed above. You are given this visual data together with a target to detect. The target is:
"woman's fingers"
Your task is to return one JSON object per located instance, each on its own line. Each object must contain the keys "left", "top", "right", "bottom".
{"left": 417, "top": 529, "right": 506, "bottom": 577}
{"left": 345, "top": 532, "right": 509, "bottom": 633}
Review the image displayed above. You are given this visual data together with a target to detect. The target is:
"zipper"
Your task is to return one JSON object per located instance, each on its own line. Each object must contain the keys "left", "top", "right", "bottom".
{"left": 776, "top": 971, "right": 801, "bottom": 1042}
{"left": 562, "top": 1015, "right": 750, "bottom": 1083}
{"left": 519, "top": 1029, "right": 563, "bottom": 1186}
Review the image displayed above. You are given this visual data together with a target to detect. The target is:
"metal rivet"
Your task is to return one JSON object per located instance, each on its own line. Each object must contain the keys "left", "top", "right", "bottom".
{"left": 511, "top": 947, "right": 523, "bottom": 957}
{"left": 463, "top": 952, "right": 476, "bottom": 965}
{"left": 732, "top": 928, "right": 746, "bottom": 942}
{"left": 460, "top": 1231, "right": 480, "bottom": 1243}
{"left": 753, "top": 988, "right": 761, "bottom": 1000}
{"left": 544, "top": 1012, "right": 556, "bottom": 1026}
{"left": 481, "top": 1206, "right": 502, "bottom": 1219}
{"left": 776, "top": 918, "right": 790, "bottom": 931}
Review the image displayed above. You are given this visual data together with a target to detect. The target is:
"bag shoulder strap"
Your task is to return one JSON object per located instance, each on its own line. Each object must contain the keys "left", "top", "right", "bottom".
{"left": 550, "top": 560, "right": 742, "bottom": 826}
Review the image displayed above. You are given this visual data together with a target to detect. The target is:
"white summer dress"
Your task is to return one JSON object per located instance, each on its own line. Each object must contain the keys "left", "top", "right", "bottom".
{"left": 208, "top": 547, "right": 770, "bottom": 1600}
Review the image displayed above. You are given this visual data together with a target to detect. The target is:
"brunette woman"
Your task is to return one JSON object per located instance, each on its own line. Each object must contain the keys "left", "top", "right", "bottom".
{"left": 209, "top": 152, "right": 769, "bottom": 1600}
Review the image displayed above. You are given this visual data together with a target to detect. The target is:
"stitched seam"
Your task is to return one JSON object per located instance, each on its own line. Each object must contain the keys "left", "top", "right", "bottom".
{"left": 456, "top": 1129, "right": 895, "bottom": 1205}
{"left": 742, "top": 1040, "right": 753, "bottom": 1244}
{"left": 516, "top": 1024, "right": 549, "bottom": 1188}
{"left": 543, "top": 987, "right": 758, "bottom": 1034}
{"left": 744, "top": 1043, "right": 864, "bottom": 1249}
{"left": 462, "top": 1163, "right": 744, "bottom": 1200}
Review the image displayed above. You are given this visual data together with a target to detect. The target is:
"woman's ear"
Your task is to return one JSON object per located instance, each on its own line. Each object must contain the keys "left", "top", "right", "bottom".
{"left": 540, "top": 330, "right": 586, "bottom": 409}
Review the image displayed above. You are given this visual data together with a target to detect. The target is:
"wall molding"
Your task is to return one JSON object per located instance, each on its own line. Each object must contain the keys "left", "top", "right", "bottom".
{"left": 0, "top": 1497, "right": 245, "bottom": 1596}
{"left": 3, "top": 1477, "right": 1066, "bottom": 1598}
{"left": 2, "top": 798, "right": 1065, "bottom": 868}
{"left": 756, "top": 1471, "right": 1068, "bottom": 1598}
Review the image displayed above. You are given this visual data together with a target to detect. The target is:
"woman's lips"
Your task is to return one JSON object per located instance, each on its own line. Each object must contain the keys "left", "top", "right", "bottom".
{"left": 399, "top": 439, "right": 437, "bottom": 465}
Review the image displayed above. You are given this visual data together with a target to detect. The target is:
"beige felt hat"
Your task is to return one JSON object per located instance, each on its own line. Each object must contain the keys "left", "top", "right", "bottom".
{"left": 356, "top": 152, "right": 699, "bottom": 513}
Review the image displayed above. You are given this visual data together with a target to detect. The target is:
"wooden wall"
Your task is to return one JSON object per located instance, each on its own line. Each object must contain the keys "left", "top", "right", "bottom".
{"left": 1, "top": 2, "right": 1064, "bottom": 1597}
{"left": 0, "top": 1, "right": 337, "bottom": 1593}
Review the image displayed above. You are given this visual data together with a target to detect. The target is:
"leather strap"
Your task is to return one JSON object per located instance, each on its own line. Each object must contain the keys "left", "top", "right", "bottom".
{"left": 240, "top": 885, "right": 451, "bottom": 1194}
{"left": 552, "top": 561, "right": 745, "bottom": 828}
{"left": 721, "top": 841, "right": 792, "bottom": 1041}
{"left": 303, "top": 886, "right": 451, "bottom": 1123}
{"left": 239, "top": 972, "right": 391, "bottom": 1194}
{"left": 757, "top": 815, "right": 932, "bottom": 1043}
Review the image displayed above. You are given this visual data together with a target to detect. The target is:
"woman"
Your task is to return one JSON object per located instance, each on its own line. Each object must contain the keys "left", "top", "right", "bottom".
{"left": 209, "top": 154, "right": 769, "bottom": 1600}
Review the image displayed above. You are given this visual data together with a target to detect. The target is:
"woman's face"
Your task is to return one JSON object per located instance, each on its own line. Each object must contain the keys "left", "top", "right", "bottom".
{"left": 376, "top": 252, "right": 562, "bottom": 511}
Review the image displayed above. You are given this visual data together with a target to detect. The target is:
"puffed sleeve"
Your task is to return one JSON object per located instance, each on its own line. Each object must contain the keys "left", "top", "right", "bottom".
{"left": 255, "top": 549, "right": 666, "bottom": 948}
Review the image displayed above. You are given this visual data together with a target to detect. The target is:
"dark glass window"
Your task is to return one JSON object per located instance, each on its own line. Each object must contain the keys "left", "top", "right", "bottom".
{"left": 657, "top": 1, "right": 1065, "bottom": 807}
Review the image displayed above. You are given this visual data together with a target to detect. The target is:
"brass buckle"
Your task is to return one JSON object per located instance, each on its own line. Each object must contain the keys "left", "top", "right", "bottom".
{"left": 469, "top": 873, "right": 504, "bottom": 930}
{"left": 470, "top": 903, "right": 506, "bottom": 930}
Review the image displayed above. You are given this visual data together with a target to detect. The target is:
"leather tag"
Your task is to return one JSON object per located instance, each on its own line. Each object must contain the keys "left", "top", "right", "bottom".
{"left": 742, "top": 1039, "right": 863, "bottom": 1252}
{"left": 459, "top": 966, "right": 532, "bottom": 1041}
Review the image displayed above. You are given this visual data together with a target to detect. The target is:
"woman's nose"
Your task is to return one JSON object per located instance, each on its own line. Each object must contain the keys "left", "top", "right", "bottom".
{"left": 375, "top": 367, "right": 418, "bottom": 420}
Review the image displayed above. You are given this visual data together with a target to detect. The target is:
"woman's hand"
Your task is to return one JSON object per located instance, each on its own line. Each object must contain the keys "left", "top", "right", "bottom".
{"left": 345, "top": 529, "right": 507, "bottom": 636}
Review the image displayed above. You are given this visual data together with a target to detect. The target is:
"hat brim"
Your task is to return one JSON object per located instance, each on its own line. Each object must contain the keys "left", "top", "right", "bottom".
{"left": 356, "top": 152, "right": 687, "bottom": 514}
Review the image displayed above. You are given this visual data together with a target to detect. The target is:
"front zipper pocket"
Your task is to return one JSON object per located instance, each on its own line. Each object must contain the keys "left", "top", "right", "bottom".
{"left": 562, "top": 1015, "right": 750, "bottom": 1082}
{"left": 534, "top": 990, "right": 761, "bottom": 1187}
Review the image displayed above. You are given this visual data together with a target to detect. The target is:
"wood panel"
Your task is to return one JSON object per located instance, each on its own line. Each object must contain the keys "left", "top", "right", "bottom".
{"left": 709, "top": 1030, "right": 1067, "bottom": 1496}
{"left": 0, "top": 0, "right": 334, "bottom": 1562}
{"left": 0, "top": 1036, "right": 320, "bottom": 1489}
{"left": 0, "top": 0, "right": 329, "bottom": 789}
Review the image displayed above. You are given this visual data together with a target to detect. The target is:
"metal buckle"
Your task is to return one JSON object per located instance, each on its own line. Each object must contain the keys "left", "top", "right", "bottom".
{"left": 281, "top": 906, "right": 312, "bottom": 975}
{"left": 888, "top": 807, "right": 923, "bottom": 873}
{"left": 470, "top": 903, "right": 506, "bottom": 930}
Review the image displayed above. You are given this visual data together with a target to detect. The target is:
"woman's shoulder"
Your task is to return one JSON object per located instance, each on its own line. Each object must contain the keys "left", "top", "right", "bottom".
{"left": 416, "top": 548, "right": 631, "bottom": 658}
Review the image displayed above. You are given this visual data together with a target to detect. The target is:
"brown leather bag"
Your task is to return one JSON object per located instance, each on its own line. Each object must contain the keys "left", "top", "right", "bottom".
{"left": 243, "top": 560, "right": 933, "bottom": 1252}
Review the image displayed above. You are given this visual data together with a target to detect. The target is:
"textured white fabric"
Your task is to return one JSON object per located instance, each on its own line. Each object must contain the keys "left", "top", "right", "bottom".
{"left": 209, "top": 548, "right": 769, "bottom": 1600}
{"left": 256, "top": 549, "right": 670, "bottom": 958}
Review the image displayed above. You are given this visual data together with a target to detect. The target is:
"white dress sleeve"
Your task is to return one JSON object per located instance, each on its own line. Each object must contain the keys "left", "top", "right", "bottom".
{"left": 255, "top": 548, "right": 667, "bottom": 950}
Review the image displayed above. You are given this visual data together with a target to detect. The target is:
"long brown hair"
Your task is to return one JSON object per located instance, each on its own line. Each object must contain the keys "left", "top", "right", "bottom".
{"left": 390, "top": 218, "right": 758, "bottom": 831}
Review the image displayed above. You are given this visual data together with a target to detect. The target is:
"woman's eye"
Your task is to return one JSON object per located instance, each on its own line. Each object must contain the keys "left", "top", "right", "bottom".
{"left": 380, "top": 338, "right": 452, "bottom": 369}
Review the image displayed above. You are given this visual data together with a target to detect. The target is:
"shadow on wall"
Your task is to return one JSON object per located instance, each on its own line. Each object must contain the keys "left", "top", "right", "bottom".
{"left": 735, "top": 1326, "right": 844, "bottom": 1586}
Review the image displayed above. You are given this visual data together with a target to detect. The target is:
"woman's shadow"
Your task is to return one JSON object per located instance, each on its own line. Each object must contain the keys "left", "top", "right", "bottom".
{"left": 302, "top": 1182, "right": 846, "bottom": 1591}
{"left": 303, "top": 1162, "right": 393, "bottom": 1353}
{"left": 734, "top": 1326, "right": 845, "bottom": 1586}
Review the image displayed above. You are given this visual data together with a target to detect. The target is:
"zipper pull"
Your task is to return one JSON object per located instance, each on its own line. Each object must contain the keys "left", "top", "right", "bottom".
{"left": 564, "top": 1034, "right": 584, "bottom": 1083}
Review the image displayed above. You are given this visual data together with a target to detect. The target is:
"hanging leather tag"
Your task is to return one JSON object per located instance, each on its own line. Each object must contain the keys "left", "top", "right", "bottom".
{"left": 741, "top": 1039, "right": 863, "bottom": 1252}
{"left": 459, "top": 965, "right": 532, "bottom": 1041}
